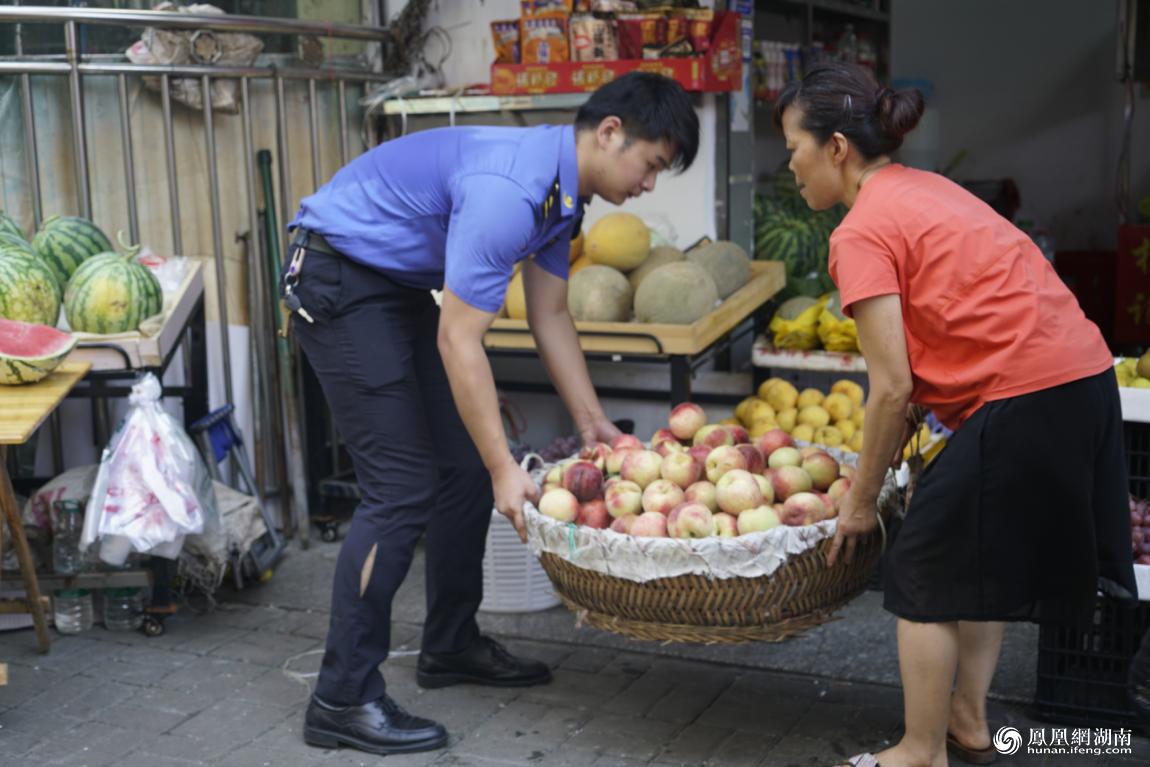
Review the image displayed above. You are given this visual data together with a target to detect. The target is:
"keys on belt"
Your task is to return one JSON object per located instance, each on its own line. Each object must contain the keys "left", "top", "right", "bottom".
{"left": 281, "top": 234, "right": 315, "bottom": 333}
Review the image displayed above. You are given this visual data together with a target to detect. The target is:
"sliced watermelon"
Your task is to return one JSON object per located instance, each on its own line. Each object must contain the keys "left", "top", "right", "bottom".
{"left": 0, "top": 318, "right": 76, "bottom": 385}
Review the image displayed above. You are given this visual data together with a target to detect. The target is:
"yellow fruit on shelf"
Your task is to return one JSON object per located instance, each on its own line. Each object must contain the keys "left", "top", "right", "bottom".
{"left": 902, "top": 423, "right": 934, "bottom": 460}
{"left": 505, "top": 268, "right": 527, "bottom": 320}
{"left": 835, "top": 419, "right": 856, "bottom": 440}
{"left": 766, "top": 380, "right": 799, "bottom": 412}
{"left": 831, "top": 379, "right": 865, "bottom": 408}
{"left": 823, "top": 392, "right": 853, "bottom": 422}
{"left": 798, "top": 405, "right": 830, "bottom": 429}
{"left": 848, "top": 430, "right": 864, "bottom": 452}
{"left": 748, "top": 417, "right": 778, "bottom": 438}
{"left": 1139, "top": 350, "right": 1150, "bottom": 379}
{"left": 796, "top": 387, "right": 825, "bottom": 409}
{"left": 734, "top": 395, "right": 760, "bottom": 424}
{"left": 777, "top": 407, "right": 798, "bottom": 432}
{"left": 570, "top": 253, "right": 594, "bottom": 275}
{"left": 585, "top": 212, "right": 651, "bottom": 271}
{"left": 746, "top": 399, "right": 776, "bottom": 425}
{"left": 792, "top": 423, "right": 815, "bottom": 442}
{"left": 1134, "top": 377, "right": 1150, "bottom": 389}
{"left": 720, "top": 417, "right": 741, "bottom": 426}
{"left": 851, "top": 407, "right": 866, "bottom": 428}
{"left": 814, "top": 425, "right": 844, "bottom": 447}
{"left": 757, "top": 377, "right": 786, "bottom": 401}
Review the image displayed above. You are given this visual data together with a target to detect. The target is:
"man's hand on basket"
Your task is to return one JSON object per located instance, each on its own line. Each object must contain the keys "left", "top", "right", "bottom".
{"left": 492, "top": 460, "right": 539, "bottom": 544}
{"left": 827, "top": 488, "right": 880, "bottom": 567}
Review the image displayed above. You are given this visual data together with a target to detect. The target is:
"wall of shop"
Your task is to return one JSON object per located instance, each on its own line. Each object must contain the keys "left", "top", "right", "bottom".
{"left": 892, "top": 0, "right": 1149, "bottom": 250}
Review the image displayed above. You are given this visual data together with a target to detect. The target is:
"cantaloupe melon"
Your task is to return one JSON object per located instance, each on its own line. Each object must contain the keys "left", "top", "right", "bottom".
{"left": 570, "top": 253, "right": 594, "bottom": 275}
{"left": 628, "top": 244, "right": 685, "bottom": 293}
{"left": 633, "top": 262, "right": 718, "bottom": 325}
{"left": 568, "top": 265, "right": 632, "bottom": 322}
{"left": 686, "top": 240, "right": 751, "bottom": 299}
{"left": 585, "top": 212, "right": 650, "bottom": 271}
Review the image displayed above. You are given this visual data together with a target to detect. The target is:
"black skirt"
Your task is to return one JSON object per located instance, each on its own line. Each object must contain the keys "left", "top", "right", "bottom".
{"left": 883, "top": 368, "right": 1138, "bottom": 627}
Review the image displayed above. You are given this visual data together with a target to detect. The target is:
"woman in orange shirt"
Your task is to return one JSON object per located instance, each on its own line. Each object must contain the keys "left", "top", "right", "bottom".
{"left": 774, "top": 62, "right": 1137, "bottom": 767}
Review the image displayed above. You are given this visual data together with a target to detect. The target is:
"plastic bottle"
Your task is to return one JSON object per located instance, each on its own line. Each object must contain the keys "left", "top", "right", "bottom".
{"left": 53, "top": 589, "right": 94, "bottom": 634}
{"left": 52, "top": 500, "right": 85, "bottom": 575}
{"left": 837, "top": 24, "right": 859, "bottom": 64}
{"left": 102, "top": 588, "right": 144, "bottom": 631}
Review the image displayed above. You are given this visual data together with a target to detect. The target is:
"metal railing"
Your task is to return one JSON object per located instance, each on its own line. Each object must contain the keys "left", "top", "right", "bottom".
{"left": 0, "top": 7, "right": 393, "bottom": 544}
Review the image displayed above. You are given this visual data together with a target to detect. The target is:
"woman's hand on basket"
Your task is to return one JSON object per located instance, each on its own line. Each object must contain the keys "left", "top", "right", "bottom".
{"left": 827, "top": 488, "right": 880, "bottom": 567}
{"left": 492, "top": 460, "right": 539, "bottom": 544}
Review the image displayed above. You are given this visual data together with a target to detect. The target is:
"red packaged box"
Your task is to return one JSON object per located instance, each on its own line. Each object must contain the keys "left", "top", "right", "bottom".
{"left": 491, "top": 10, "right": 741, "bottom": 95}
{"left": 1114, "top": 225, "right": 1150, "bottom": 345}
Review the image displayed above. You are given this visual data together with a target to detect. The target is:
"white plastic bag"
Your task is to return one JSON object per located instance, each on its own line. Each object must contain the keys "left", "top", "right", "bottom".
{"left": 81, "top": 374, "right": 216, "bottom": 565}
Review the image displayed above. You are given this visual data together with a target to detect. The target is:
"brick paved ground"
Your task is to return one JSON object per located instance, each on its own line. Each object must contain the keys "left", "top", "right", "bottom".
{"left": 1, "top": 541, "right": 1147, "bottom": 766}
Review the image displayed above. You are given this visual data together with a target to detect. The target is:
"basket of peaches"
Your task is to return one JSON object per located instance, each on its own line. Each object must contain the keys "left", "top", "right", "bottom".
{"left": 522, "top": 402, "right": 898, "bottom": 644}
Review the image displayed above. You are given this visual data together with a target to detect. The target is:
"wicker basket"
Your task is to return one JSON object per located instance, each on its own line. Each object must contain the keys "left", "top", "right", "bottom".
{"left": 536, "top": 528, "right": 884, "bottom": 645}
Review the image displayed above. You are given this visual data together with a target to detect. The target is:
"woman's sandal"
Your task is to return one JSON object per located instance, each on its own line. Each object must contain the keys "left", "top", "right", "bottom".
{"left": 946, "top": 732, "right": 998, "bottom": 765}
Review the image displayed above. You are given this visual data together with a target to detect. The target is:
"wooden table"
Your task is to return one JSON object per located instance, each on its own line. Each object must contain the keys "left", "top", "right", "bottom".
{"left": 0, "top": 360, "right": 91, "bottom": 654}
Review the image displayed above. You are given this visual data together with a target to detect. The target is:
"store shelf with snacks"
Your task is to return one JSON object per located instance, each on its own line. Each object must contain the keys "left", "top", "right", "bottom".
{"left": 380, "top": 92, "right": 591, "bottom": 116}
{"left": 491, "top": 11, "right": 742, "bottom": 95}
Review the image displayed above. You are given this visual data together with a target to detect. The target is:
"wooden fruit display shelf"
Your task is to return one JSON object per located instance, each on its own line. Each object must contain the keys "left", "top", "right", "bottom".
{"left": 0, "top": 361, "right": 91, "bottom": 445}
{"left": 485, "top": 260, "right": 785, "bottom": 357}
{"left": 65, "top": 259, "right": 204, "bottom": 372}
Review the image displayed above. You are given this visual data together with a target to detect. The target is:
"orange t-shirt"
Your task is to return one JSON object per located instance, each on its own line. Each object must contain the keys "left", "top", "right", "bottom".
{"left": 828, "top": 164, "right": 1113, "bottom": 430}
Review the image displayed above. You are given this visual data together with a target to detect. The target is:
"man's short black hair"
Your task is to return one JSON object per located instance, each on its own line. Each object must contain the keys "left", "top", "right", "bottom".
{"left": 575, "top": 72, "right": 699, "bottom": 172}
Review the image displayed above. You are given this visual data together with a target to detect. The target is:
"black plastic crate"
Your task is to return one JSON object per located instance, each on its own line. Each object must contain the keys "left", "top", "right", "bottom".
{"left": 1035, "top": 594, "right": 1150, "bottom": 730}
{"left": 1127, "top": 421, "right": 1150, "bottom": 502}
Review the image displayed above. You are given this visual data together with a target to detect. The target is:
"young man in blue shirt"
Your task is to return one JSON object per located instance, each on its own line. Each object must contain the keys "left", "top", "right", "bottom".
{"left": 288, "top": 72, "right": 698, "bottom": 756}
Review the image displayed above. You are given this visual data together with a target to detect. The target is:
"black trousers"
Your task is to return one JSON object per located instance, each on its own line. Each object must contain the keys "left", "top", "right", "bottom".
{"left": 288, "top": 244, "right": 494, "bottom": 706}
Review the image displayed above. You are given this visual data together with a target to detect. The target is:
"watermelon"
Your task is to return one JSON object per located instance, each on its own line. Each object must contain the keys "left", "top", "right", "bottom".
{"left": 64, "top": 250, "right": 163, "bottom": 334}
{"left": 0, "top": 317, "right": 76, "bottom": 385}
{"left": 0, "top": 210, "right": 25, "bottom": 241}
{"left": 0, "top": 251, "right": 62, "bottom": 326}
{"left": 0, "top": 231, "right": 35, "bottom": 257}
{"left": 32, "top": 215, "right": 113, "bottom": 287}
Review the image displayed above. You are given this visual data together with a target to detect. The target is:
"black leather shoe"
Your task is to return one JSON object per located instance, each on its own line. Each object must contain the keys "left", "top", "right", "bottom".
{"left": 418, "top": 635, "right": 552, "bottom": 689}
{"left": 303, "top": 693, "right": 448, "bottom": 755}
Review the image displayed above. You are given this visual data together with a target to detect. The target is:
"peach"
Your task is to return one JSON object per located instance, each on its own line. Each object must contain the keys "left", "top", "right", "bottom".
{"left": 661, "top": 450, "right": 703, "bottom": 489}
{"left": 693, "top": 423, "right": 735, "bottom": 449}
{"left": 827, "top": 477, "right": 852, "bottom": 504}
{"left": 562, "top": 461, "right": 604, "bottom": 502}
{"left": 734, "top": 444, "right": 765, "bottom": 475}
{"left": 631, "top": 511, "right": 668, "bottom": 537}
{"left": 839, "top": 464, "right": 857, "bottom": 480}
{"left": 753, "top": 474, "right": 775, "bottom": 505}
{"left": 713, "top": 512, "right": 738, "bottom": 537}
{"left": 667, "top": 502, "right": 716, "bottom": 539}
{"left": 815, "top": 492, "right": 836, "bottom": 520}
{"left": 610, "top": 514, "right": 638, "bottom": 534}
{"left": 577, "top": 499, "right": 610, "bottom": 529}
{"left": 767, "top": 446, "right": 802, "bottom": 469}
{"left": 650, "top": 428, "right": 678, "bottom": 450}
{"left": 737, "top": 504, "right": 782, "bottom": 535}
{"left": 655, "top": 439, "right": 687, "bottom": 459}
{"left": 755, "top": 428, "right": 795, "bottom": 460}
{"left": 772, "top": 464, "right": 813, "bottom": 501}
{"left": 801, "top": 452, "right": 840, "bottom": 492}
{"left": 578, "top": 443, "right": 612, "bottom": 473}
{"left": 799, "top": 446, "right": 826, "bottom": 460}
{"left": 724, "top": 424, "right": 751, "bottom": 445}
{"left": 715, "top": 469, "right": 764, "bottom": 516}
{"left": 538, "top": 488, "right": 579, "bottom": 522}
{"left": 684, "top": 481, "right": 718, "bottom": 513}
{"left": 687, "top": 444, "right": 712, "bottom": 470}
{"left": 605, "top": 480, "right": 643, "bottom": 519}
{"left": 620, "top": 450, "right": 664, "bottom": 489}
{"left": 705, "top": 445, "right": 747, "bottom": 483}
{"left": 669, "top": 402, "right": 707, "bottom": 441}
{"left": 606, "top": 447, "right": 637, "bottom": 476}
{"left": 544, "top": 465, "right": 563, "bottom": 486}
{"left": 611, "top": 434, "right": 644, "bottom": 451}
{"left": 542, "top": 482, "right": 561, "bottom": 494}
{"left": 782, "top": 492, "right": 825, "bottom": 526}
{"left": 642, "top": 479, "right": 685, "bottom": 516}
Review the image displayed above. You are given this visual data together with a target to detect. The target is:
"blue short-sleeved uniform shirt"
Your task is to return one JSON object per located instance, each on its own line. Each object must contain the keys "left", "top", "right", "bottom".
{"left": 292, "top": 124, "right": 585, "bottom": 313}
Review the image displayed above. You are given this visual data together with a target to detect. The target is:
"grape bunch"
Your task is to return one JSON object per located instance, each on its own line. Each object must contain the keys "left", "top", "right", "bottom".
{"left": 1131, "top": 494, "right": 1150, "bottom": 566}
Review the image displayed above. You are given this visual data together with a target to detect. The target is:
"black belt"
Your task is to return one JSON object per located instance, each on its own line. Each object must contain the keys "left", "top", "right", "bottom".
{"left": 292, "top": 228, "right": 340, "bottom": 257}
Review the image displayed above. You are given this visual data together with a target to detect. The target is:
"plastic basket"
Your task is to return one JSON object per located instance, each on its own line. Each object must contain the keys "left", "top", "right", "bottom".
{"left": 479, "top": 509, "right": 561, "bottom": 614}
{"left": 1035, "top": 594, "right": 1150, "bottom": 730}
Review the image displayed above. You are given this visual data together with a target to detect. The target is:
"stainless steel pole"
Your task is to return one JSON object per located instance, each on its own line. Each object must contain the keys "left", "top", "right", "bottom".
{"left": 160, "top": 74, "right": 183, "bottom": 255}
{"left": 64, "top": 21, "right": 91, "bottom": 218}
{"left": 117, "top": 73, "right": 139, "bottom": 243}
{"left": 201, "top": 73, "right": 234, "bottom": 406}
